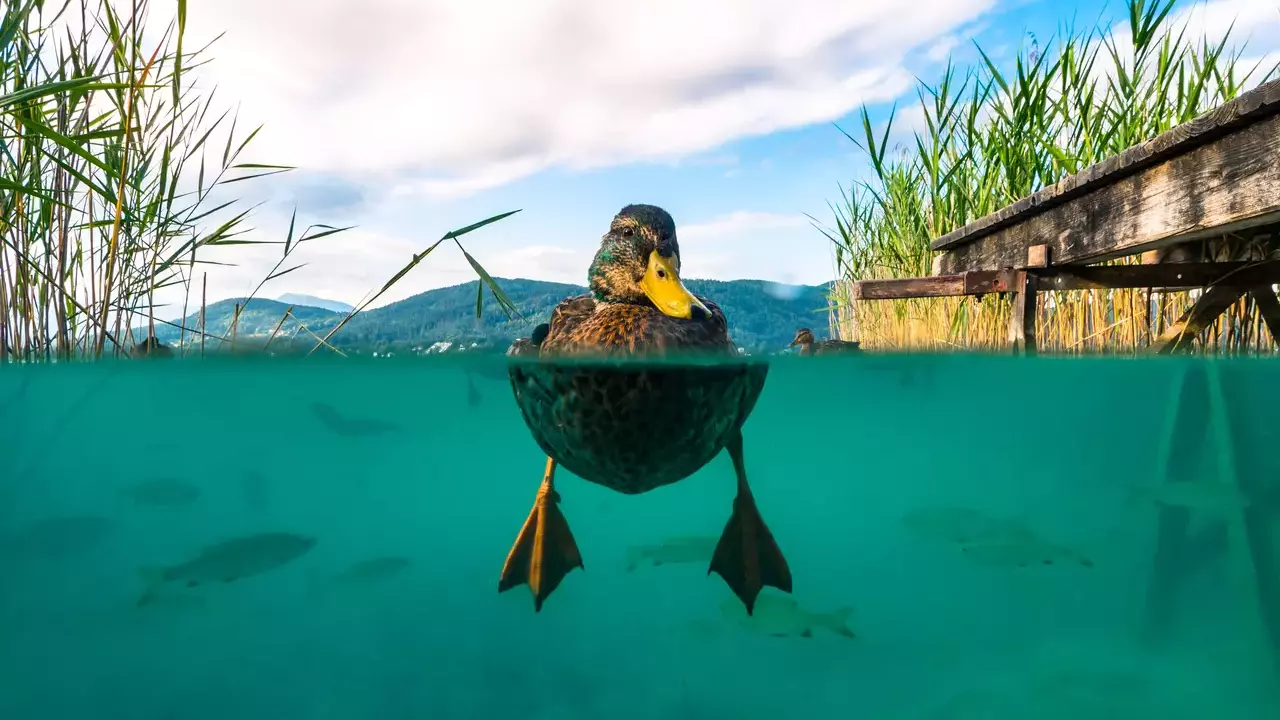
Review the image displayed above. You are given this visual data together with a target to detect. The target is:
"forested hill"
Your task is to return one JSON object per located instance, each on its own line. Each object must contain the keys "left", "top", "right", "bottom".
{"left": 156, "top": 277, "right": 833, "bottom": 354}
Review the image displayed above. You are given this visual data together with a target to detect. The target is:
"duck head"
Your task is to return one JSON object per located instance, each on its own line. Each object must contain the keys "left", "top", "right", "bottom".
{"left": 788, "top": 328, "right": 815, "bottom": 352}
{"left": 137, "top": 335, "right": 173, "bottom": 358}
{"left": 587, "top": 204, "right": 710, "bottom": 320}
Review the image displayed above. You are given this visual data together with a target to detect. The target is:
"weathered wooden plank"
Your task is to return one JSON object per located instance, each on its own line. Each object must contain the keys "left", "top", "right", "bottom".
{"left": 851, "top": 261, "right": 1280, "bottom": 300}
{"left": 932, "top": 78, "right": 1280, "bottom": 253}
{"left": 936, "top": 111, "right": 1280, "bottom": 273}
{"left": 853, "top": 270, "right": 1025, "bottom": 299}
{"left": 1034, "top": 260, "right": 1280, "bottom": 291}
{"left": 852, "top": 275, "right": 964, "bottom": 300}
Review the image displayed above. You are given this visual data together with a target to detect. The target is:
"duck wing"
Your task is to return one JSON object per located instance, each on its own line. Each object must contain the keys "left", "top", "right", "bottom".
{"left": 544, "top": 293, "right": 598, "bottom": 346}
{"left": 537, "top": 293, "right": 735, "bottom": 358}
{"left": 698, "top": 295, "right": 732, "bottom": 347}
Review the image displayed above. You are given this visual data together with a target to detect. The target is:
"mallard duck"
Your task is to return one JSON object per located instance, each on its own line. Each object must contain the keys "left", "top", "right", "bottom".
{"left": 505, "top": 323, "right": 548, "bottom": 358}
{"left": 788, "top": 327, "right": 860, "bottom": 355}
{"left": 136, "top": 335, "right": 173, "bottom": 358}
{"left": 501, "top": 204, "right": 791, "bottom": 615}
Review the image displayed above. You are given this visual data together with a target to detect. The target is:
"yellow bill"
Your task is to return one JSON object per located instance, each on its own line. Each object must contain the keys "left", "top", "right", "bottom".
{"left": 640, "top": 250, "right": 710, "bottom": 320}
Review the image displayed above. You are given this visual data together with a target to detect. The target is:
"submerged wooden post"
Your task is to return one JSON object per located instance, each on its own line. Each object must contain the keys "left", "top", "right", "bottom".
{"left": 1007, "top": 270, "right": 1037, "bottom": 355}
{"left": 1141, "top": 364, "right": 1211, "bottom": 645}
{"left": 1207, "top": 362, "right": 1280, "bottom": 684}
{"left": 1141, "top": 361, "right": 1280, "bottom": 686}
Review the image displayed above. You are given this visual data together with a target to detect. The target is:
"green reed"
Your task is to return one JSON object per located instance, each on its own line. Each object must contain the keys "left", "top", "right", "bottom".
{"left": 0, "top": 0, "right": 517, "bottom": 362}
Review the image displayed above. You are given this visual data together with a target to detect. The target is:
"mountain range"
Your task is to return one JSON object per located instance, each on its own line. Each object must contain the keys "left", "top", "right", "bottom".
{"left": 153, "top": 277, "right": 835, "bottom": 355}
{"left": 275, "top": 293, "right": 353, "bottom": 313}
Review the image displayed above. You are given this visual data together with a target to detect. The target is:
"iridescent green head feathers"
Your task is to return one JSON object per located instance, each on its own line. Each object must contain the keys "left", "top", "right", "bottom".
{"left": 587, "top": 204, "right": 708, "bottom": 320}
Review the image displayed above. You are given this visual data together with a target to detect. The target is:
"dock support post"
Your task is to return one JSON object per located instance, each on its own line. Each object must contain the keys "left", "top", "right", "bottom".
{"left": 1008, "top": 270, "right": 1037, "bottom": 355}
{"left": 1140, "top": 365, "right": 1211, "bottom": 646}
{"left": 1140, "top": 361, "right": 1280, "bottom": 690}
{"left": 1207, "top": 363, "right": 1280, "bottom": 686}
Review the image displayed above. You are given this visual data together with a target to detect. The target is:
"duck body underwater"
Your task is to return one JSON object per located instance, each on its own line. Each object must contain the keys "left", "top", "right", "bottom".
{"left": 501, "top": 203, "right": 792, "bottom": 615}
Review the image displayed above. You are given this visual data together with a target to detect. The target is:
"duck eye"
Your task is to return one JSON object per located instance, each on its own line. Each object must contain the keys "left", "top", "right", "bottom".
{"left": 621, "top": 227, "right": 634, "bottom": 237}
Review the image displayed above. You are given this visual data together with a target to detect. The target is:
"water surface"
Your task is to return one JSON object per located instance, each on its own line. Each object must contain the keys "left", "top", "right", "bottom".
{"left": 0, "top": 353, "right": 1277, "bottom": 719}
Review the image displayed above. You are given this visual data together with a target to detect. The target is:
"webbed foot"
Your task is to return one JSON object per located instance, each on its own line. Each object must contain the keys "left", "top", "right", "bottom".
{"left": 708, "top": 431, "right": 792, "bottom": 614}
{"left": 499, "top": 457, "right": 584, "bottom": 611}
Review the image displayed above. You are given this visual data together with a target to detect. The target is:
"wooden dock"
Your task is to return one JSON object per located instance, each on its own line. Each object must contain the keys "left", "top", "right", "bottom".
{"left": 851, "top": 77, "right": 1280, "bottom": 355}
{"left": 849, "top": 77, "right": 1280, "bottom": 685}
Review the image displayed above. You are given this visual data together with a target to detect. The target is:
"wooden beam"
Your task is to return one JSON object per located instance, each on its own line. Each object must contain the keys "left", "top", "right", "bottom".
{"left": 934, "top": 110, "right": 1280, "bottom": 274}
{"left": 933, "top": 78, "right": 1280, "bottom": 253}
{"left": 1249, "top": 286, "right": 1280, "bottom": 346}
{"left": 1152, "top": 283, "right": 1247, "bottom": 354}
{"left": 1034, "top": 260, "right": 1280, "bottom": 292}
{"left": 851, "top": 270, "right": 1020, "bottom": 300}
{"left": 1007, "top": 270, "right": 1036, "bottom": 355}
{"left": 849, "top": 260, "right": 1280, "bottom": 300}
{"left": 851, "top": 275, "right": 964, "bottom": 300}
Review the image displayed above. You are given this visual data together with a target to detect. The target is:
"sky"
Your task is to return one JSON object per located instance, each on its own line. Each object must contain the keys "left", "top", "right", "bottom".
{"left": 139, "top": 0, "right": 1280, "bottom": 314}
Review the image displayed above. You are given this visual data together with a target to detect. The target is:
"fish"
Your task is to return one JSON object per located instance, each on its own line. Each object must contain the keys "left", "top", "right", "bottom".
{"left": 904, "top": 505, "right": 1093, "bottom": 568}
{"left": 1128, "top": 480, "right": 1250, "bottom": 516}
{"left": 307, "top": 556, "right": 413, "bottom": 599}
{"left": 309, "top": 401, "right": 401, "bottom": 437}
{"left": 623, "top": 535, "right": 719, "bottom": 573}
{"left": 901, "top": 506, "right": 1027, "bottom": 546}
{"left": 137, "top": 531, "right": 317, "bottom": 605}
{"left": 119, "top": 478, "right": 201, "bottom": 507}
{"left": 3, "top": 515, "right": 113, "bottom": 559}
{"left": 716, "top": 592, "right": 856, "bottom": 639}
{"left": 959, "top": 537, "right": 1095, "bottom": 568}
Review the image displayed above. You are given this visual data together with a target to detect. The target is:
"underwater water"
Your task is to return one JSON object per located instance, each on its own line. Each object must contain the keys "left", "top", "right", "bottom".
{"left": 1, "top": 352, "right": 1279, "bottom": 719}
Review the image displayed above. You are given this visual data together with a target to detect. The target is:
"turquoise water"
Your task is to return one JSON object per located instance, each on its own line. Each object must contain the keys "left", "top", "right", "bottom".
{"left": 1, "top": 353, "right": 1279, "bottom": 719}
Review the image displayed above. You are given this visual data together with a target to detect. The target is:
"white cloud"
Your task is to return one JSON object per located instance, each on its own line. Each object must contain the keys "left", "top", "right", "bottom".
{"left": 676, "top": 211, "right": 835, "bottom": 285}
{"left": 485, "top": 245, "right": 592, "bottom": 285}
{"left": 926, "top": 34, "right": 963, "bottom": 63}
{"left": 1098, "top": 0, "right": 1280, "bottom": 90}
{"left": 389, "top": 158, "right": 549, "bottom": 202}
{"left": 1177, "top": 0, "right": 1280, "bottom": 85}
{"left": 148, "top": 0, "right": 998, "bottom": 199}
{"left": 1174, "top": 0, "right": 1280, "bottom": 44}
{"left": 681, "top": 210, "right": 810, "bottom": 241}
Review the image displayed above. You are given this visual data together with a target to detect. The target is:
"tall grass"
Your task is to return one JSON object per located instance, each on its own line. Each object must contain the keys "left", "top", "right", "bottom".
{"left": 822, "top": 0, "right": 1280, "bottom": 354}
{"left": 0, "top": 0, "right": 515, "bottom": 362}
